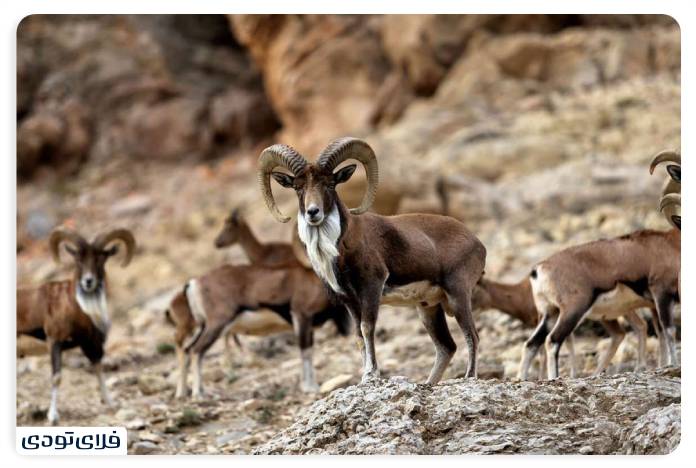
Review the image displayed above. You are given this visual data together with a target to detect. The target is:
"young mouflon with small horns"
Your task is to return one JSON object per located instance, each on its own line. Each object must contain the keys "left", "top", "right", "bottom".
{"left": 258, "top": 137, "right": 486, "bottom": 383}
{"left": 17, "top": 227, "right": 135, "bottom": 425}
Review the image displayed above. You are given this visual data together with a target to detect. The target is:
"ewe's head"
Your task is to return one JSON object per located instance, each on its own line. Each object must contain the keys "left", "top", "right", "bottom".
{"left": 257, "top": 137, "right": 379, "bottom": 226}
{"left": 50, "top": 228, "right": 136, "bottom": 294}
{"left": 214, "top": 208, "right": 244, "bottom": 248}
{"left": 471, "top": 277, "right": 492, "bottom": 312}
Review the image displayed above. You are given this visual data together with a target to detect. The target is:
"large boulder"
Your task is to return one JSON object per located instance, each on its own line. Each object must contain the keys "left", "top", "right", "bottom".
{"left": 256, "top": 369, "right": 680, "bottom": 454}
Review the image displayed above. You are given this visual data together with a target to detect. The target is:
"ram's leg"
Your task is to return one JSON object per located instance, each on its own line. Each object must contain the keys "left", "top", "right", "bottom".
{"left": 189, "top": 324, "right": 225, "bottom": 401}
{"left": 292, "top": 311, "right": 319, "bottom": 393}
{"left": 546, "top": 300, "right": 590, "bottom": 379}
{"left": 567, "top": 333, "right": 578, "bottom": 378}
{"left": 175, "top": 344, "right": 190, "bottom": 399}
{"left": 344, "top": 304, "right": 366, "bottom": 369}
{"left": 593, "top": 319, "right": 625, "bottom": 376}
{"left": 94, "top": 362, "right": 115, "bottom": 407}
{"left": 418, "top": 304, "right": 456, "bottom": 385}
{"left": 444, "top": 286, "right": 478, "bottom": 378}
{"left": 520, "top": 313, "right": 551, "bottom": 380}
{"left": 624, "top": 309, "right": 648, "bottom": 370}
{"left": 651, "top": 288, "right": 678, "bottom": 367}
{"left": 47, "top": 339, "right": 62, "bottom": 425}
{"left": 359, "top": 294, "right": 382, "bottom": 383}
{"left": 649, "top": 306, "right": 667, "bottom": 366}
{"left": 537, "top": 345, "right": 548, "bottom": 380}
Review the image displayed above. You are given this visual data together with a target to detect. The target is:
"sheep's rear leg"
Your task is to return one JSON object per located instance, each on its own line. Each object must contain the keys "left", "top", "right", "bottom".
{"left": 444, "top": 288, "right": 478, "bottom": 378}
{"left": 47, "top": 339, "right": 62, "bottom": 425}
{"left": 593, "top": 319, "right": 625, "bottom": 376}
{"left": 292, "top": 311, "right": 319, "bottom": 393}
{"left": 93, "top": 361, "right": 115, "bottom": 407}
{"left": 175, "top": 345, "right": 190, "bottom": 399}
{"left": 624, "top": 309, "right": 648, "bottom": 370}
{"left": 519, "top": 313, "right": 551, "bottom": 380}
{"left": 189, "top": 324, "right": 225, "bottom": 400}
{"left": 567, "top": 333, "right": 578, "bottom": 378}
{"left": 546, "top": 300, "right": 590, "bottom": 379}
{"left": 651, "top": 289, "right": 678, "bottom": 367}
{"left": 418, "top": 304, "right": 456, "bottom": 385}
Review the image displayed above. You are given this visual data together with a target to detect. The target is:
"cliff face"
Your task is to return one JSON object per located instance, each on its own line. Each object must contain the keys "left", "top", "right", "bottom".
{"left": 17, "top": 14, "right": 279, "bottom": 179}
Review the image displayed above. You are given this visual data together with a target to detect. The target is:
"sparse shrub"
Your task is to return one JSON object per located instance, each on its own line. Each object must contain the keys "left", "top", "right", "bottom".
{"left": 156, "top": 342, "right": 176, "bottom": 355}
{"left": 176, "top": 407, "right": 202, "bottom": 427}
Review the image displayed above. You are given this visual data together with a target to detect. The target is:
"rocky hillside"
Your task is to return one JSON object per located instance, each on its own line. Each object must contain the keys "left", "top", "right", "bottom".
{"left": 16, "top": 14, "right": 680, "bottom": 454}
{"left": 257, "top": 369, "right": 681, "bottom": 455}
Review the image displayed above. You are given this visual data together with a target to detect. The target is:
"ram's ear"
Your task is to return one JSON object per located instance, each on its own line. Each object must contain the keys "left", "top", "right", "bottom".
{"left": 271, "top": 171, "right": 295, "bottom": 188}
{"left": 667, "top": 164, "right": 681, "bottom": 183}
{"left": 673, "top": 215, "right": 681, "bottom": 230}
{"left": 333, "top": 164, "right": 357, "bottom": 185}
{"left": 65, "top": 245, "right": 78, "bottom": 257}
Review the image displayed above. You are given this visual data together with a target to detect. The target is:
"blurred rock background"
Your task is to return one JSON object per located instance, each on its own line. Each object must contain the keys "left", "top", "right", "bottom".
{"left": 16, "top": 14, "right": 680, "bottom": 454}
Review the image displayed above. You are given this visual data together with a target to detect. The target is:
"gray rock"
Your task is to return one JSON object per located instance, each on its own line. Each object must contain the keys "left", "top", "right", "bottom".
{"left": 132, "top": 441, "right": 159, "bottom": 455}
{"left": 255, "top": 369, "right": 680, "bottom": 455}
{"left": 620, "top": 403, "right": 681, "bottom": 454}
{"left": 215, "top": 431, "right": 248, "bottom": 447}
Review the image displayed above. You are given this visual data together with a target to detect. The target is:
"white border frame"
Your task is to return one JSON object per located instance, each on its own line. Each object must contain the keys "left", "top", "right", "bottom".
{"left": 2, "top": 1, "right": 690, "bottom": 466}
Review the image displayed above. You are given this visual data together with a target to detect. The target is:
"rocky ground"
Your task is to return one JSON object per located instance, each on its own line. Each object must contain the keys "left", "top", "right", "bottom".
{"left": 257, "top": 369, "right": 681, "bottom": 455}
{"left": 17, "top": 15, "right": 680, "bottom": 454}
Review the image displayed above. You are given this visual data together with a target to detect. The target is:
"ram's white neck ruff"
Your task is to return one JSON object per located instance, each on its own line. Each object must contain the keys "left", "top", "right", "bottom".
{"left": 297, "top": 204, "right": 343, "bottom": 294}
{"left": 76, "top": 286, "right": 110, "bottom": 335}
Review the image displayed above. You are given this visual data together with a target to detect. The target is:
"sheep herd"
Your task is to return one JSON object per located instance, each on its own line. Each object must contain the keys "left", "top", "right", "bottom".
{"left": 16, "top": 138, "right": 681, "bottom": 426}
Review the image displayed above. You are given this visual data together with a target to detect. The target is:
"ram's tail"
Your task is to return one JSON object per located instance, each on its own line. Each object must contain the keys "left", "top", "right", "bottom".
{"left": 183, "top": 281, "right": 207, "bottom": 352}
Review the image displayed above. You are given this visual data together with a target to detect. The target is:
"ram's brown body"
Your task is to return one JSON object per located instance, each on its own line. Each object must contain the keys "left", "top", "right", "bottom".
{"left": 258, "top": 137, "right": 487, "bottom": 384}
{"left": 528, "top": 228, "right": 680, "bottom": 378}
{"left": 17, "top": 279, "right": 105, "bottom": 360}
{"left": 16, "top": 227, "right": 135, "bottom": 425}
{"left": 474, "top": 276, "right": 653, "bottom": 378}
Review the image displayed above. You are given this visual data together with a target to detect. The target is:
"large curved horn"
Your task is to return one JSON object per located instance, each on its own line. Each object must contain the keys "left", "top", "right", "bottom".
{"left": 317, "top": 137, "right": 379, "bottom": 215}
{"left": 49, "top": 228, "right": 87, "bottom": 264}
{"left": 258, "top": 144, "right": 308, "bottom": 223}
{"left": 649, "top": 150, "right": 681, "bottom": 175}
{"left": 659, "top": 193, "right": 681, "bottom": 230}
{"left": 93, "top": 228, "right": 136, "bottom": 267}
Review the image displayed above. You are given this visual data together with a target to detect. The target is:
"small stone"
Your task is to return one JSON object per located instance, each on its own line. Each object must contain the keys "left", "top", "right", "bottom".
{"left": 319, "top": 374, "right": 354, "bottom": 394}
{"left": 150, "top": 404, "right": 169, "bottom": 416}
{"left": 116, "top": 407, "right": 138, "bottom": 421}
{"left": 132, "top": 441, "right": 159, "bottom": 455}
{"left": 138, "top": 374, "right": 168, "bottom": 395}
{"left": 240, "top": 399, "right": 263, "bottom": 411}
{"left": 125, "top": 418, "right": 147, "bottom": 430}
{"left": 138, "top": 431, "right": 163, "bottom": 444}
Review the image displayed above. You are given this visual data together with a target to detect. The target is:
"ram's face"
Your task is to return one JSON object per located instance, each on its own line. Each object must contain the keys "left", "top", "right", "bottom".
{"left": 272, "top": 165, "right": 357, "bottom": 226}
{"left": 66, "top": 244, "right": 113, "bottom": 294}
{"left": 296, "top": 168, "right": 336, "bottom": 226}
